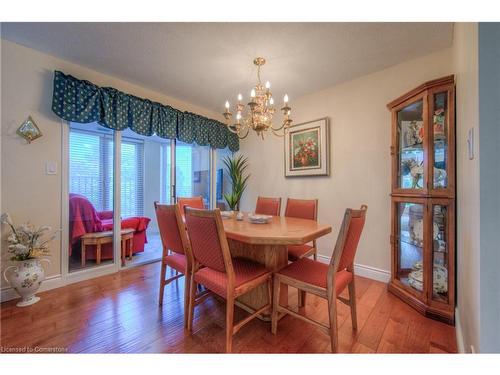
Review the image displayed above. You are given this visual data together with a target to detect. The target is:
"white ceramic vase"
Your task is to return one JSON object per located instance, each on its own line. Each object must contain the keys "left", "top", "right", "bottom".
{"left": 3, "top": 258, "right": 50, "bottom": 307}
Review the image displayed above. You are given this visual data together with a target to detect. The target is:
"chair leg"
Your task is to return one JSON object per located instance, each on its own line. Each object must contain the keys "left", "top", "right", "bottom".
{"left": 348, "top": 280, "right": 358, "bottom": 330}
{"left": 271, "top": 275, "right": 281, "bottom": 335}
{"left": 298, "top": 290, "right": 307, "bottom": 308}
{"left": 226, "top": 292, "right": 235, "bottom": 353}
{"left": 158, "top": 260, "right": 167, "bottom": 306}
{"left": 183, "top": 271, "right": 191, "bottom": 329}
{"left": 187, "top": 274, "right": 197, "bottom": 332}
{"left": 328, "top": 297, "right": 339, "bottom": 353}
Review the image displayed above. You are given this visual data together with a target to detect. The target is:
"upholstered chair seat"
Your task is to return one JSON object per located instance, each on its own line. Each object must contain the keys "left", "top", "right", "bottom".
{"left": 194, "top": 257, "right": 269, "bottom": 298}
{"left": 278, "top": 257, "right": 353, "bottom": 294}
{"left": 164, "top": 253, "right": 188, "bottom": 273}
{"left": 287, "top": 244, "right": 315, "bottom": 261}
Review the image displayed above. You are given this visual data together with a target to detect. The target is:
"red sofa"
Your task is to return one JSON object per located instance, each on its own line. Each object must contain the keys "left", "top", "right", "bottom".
{"left": 69, "top": 193, "right": 151, "bottom": 261}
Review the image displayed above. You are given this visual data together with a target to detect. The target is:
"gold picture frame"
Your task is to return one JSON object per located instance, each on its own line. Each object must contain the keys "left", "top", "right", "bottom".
{"left": 17, "top": 116, "right": 42, "bottom": 144}
{"left": 284, "top": 117, "right": 330, "bottom": 177}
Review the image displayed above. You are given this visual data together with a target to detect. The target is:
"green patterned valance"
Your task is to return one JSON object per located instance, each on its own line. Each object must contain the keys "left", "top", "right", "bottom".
{"left": 51, "top": 71, "right": 239, "bottom": 151}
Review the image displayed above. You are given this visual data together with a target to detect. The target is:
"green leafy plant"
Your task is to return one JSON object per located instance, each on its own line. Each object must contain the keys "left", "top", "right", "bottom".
{"left": 222, "top": 154, "right": 250, "bottom": 211}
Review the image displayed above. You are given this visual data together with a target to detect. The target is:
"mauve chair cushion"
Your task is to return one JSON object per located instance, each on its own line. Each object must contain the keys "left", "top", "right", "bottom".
{"left": 156, "top": 208, "right": 185, "bottom": 255}
{"left": 278, "top": 257, "right": 352, "bottom": 295}
{"left": 287, "top": 244, "right": 314, "bottom": 261}
{"left": 337, "top": 215, "right": 366, "bottom": 272}
{"left": 185, "top": 213, "right": 226, "bottom": 272}
{"left": 285, "top": 199, "right": 316, "bottom": 220}
{"left": 178, "top": 197, "right": 204, "bottom": 214}
{"left": 164, "top": 253, "right": 187, "bottom": 273}
{"left": 194, "top": 257, "right": 269, "bottom": 297}
{"left": 255, "top": 197, "right": 281, "bottom": 216}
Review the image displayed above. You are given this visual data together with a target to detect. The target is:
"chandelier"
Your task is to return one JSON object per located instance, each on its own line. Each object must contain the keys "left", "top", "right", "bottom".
{"left": 222, "top": 57, "right": 292, "bottom": 139}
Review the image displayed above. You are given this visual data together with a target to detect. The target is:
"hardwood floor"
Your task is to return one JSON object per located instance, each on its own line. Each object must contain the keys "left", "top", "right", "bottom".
{"left": 0, "top": 262, "right": 457, "bottom": 353}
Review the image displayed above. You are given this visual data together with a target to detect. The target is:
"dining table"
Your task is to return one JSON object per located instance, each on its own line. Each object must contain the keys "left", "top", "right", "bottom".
{"left": 222, "top": 213, "right": 332, "bottom": 321}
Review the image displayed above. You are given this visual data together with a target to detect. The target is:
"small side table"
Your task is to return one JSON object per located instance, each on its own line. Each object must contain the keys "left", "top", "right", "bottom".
{"left": 80, "top": 228, "right": 135, "bottom": 267}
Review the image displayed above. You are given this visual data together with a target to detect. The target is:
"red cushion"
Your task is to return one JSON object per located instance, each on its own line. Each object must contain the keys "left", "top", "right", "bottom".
{"left": 337, "top": 215, "right": 366, "bottom": 271}
{"left": 185, "top": 213, "right": 226, "bottom": 272}
{"left": 255, "top": 197, "right": 281, "bottom": 216}
{"left": 278, "top": 257, "right": 352, "bottom": 295}
{"left": 285, "top": 199, "right": 317, "bottom": 220}
{"left": 194, "top": 257, "right": 269, "bottom": 297}
{"left": 287, "top": 244, "right": 315, "bottom": 261}
{"left": 164, "top": 253, "right": 187, "bottom": 273}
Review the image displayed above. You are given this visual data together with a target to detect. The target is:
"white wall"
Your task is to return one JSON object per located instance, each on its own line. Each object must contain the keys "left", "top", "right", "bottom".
{"left": 0, "top": 39, "right": 223, "bottom": 284}
{"left": 452, "top": 22, "right": 481, "bottom": 353}
{"left": 240, "top": 48, "right": 453, "bottom": 276}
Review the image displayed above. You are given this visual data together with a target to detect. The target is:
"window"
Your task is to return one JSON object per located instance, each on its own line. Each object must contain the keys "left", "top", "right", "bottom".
{"left": 69, "top": 126, "right": 144, "bottom": 217}
{"left": 175, "top": 141, "right": 210, "bottom": 207}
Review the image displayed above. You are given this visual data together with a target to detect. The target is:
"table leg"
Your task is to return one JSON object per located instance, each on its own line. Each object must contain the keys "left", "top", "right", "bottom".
{"left": 128, "top": 238, "right": 133, "bottom": 260}
{"left": 81, "top": 240, "right": 86, "bottom": 267}
{"left": 228, "top": 239, "right": 288, "bottom": 320}
{"left": 96, "top": 242, "right": 101, "bottom": 265}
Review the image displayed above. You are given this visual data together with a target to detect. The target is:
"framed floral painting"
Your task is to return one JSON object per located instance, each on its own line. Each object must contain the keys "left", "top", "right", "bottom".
{"left": 284, "top": 117, "right": 330, "bottom": 177}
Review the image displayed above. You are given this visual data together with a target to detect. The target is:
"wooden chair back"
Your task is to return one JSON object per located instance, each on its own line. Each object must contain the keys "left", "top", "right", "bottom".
{"left": 154, "top": 202, "right": 193, "bottom": 264}
{"left": 255, "top": 196, "right": 282, "bottom": 216}
{"left": 184, "top": 207, "right": 235, "bottom": 284}
{"left": 327, "top": 205, "right": 368, "bottom": 296}
{"left": 284, "top": 198, "right": 318, "bottom": 221}
{"left": 177, "top": 196, "right": 205, "bottom": 217}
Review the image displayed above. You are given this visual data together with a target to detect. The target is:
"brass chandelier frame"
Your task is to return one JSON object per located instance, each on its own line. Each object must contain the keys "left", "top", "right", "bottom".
{"left": 222, "top": 57, "right": 292, "bottom": 139}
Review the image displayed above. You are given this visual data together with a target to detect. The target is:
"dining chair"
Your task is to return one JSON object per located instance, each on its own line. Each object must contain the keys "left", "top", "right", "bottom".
{"left": 255, "top": 196, "right": 282, "bottom": 216}
{"left": 271, "top": 205, "right": 368, "bottom": 353}
{"left": 177, "top": 196, "right": 204, "bottom": 217}
{"left": 184, "top": 207, "right": 272, "bottom": 353}
{"left": 154, "top": 202, "right": 194, "bottom": 328}
{"left": 285, "top": 198, "right": 319, "bottom": 262}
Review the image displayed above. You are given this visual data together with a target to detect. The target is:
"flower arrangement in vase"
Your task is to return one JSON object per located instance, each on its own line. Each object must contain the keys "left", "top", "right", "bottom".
{"left": 1, "top": 213, "right": 56, "bottom": 307}
{"left": 293, "top": 136, "right": 318, "bottom": 168}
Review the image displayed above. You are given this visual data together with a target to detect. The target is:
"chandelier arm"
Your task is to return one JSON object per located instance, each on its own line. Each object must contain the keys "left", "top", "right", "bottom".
{"left": 271, "top": 128, "right": 288, "bottom": 137}
{"left": 237, "top": 127, "right": 250, "bottom": 140}
{"left": 226, "top": 125, "right": 239, "bottom": 134}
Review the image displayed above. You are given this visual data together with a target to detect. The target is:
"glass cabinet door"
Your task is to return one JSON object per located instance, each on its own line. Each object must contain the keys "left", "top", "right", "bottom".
{"left": 430, "top": 90, "right": 452, "bottom": 193}
{"left": 395, "top": 201, "right": 425, "bottom": 297}
{"left": 431, "top": 203, "right": 451, "bottom": 304}
{"left": 396, "top": 99, "right": 425, "bottom": 191}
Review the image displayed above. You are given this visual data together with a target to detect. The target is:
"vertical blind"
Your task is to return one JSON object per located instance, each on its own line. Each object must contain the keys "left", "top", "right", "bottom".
{"left": 69, "top": 128, "right": 144, "bottom": 217}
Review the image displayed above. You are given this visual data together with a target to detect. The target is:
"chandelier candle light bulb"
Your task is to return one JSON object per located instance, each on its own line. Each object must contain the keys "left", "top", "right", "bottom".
{"left": 222, "top": 57, "right": 293, "bottom": 139}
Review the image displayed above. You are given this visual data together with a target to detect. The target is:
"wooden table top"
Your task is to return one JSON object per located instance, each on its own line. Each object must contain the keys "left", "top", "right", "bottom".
{"left": 222, "top": 213, "right": 332, "bottom": 245}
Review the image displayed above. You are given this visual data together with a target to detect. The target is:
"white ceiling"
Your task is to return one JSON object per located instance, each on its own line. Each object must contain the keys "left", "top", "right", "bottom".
{"left": 1, "top": 23, "right": 453, "bottom": 113}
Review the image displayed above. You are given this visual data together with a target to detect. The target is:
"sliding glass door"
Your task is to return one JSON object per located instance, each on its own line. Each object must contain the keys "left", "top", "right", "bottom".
{"left": 68, "top": 122, "right": 116, "bottom": 273}
{"left": 175, "top": 141, "right": 211, "bottom": 208}
{"left": 67, "top": 122, "right": 232, "bottom": 274}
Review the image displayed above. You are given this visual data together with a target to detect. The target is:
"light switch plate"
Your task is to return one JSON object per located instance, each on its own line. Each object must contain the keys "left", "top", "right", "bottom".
{"left": 467, "top": 127, "right": 475, "bottom": 160}
{"left": 46, "top": 161, "right": 58, "bottom": 175}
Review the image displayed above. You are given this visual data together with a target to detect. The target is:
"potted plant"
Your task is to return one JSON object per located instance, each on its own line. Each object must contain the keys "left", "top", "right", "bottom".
{"left": 222, "top": 154, "right": 250, "bottom": 212}
{"left": 1, "top": 213, "right": 56, "bottom": 307}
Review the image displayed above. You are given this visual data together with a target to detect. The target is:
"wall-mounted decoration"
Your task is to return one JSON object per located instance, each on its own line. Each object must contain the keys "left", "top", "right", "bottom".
{"left": 17, "top": 116, "right": 42, "bottom": 144}
{"left": 284, "top": 117, "right": 329, "bottom": 177}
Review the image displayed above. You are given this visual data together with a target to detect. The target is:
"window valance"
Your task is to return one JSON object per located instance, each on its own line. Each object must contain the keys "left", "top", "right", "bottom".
{"left": 51, "top": 71, "right": 239, "bottom": 151}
